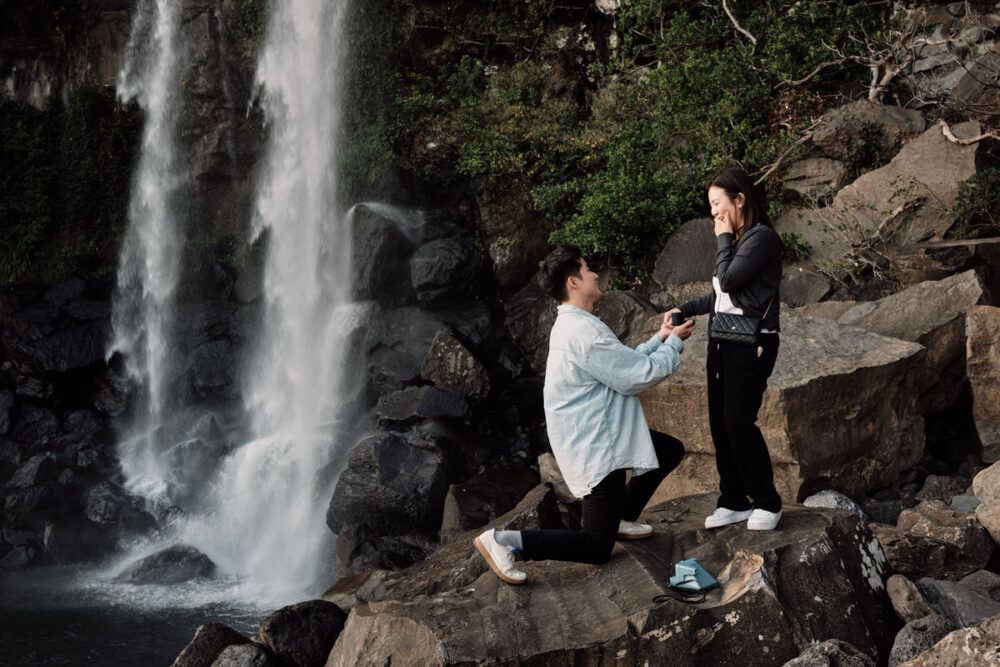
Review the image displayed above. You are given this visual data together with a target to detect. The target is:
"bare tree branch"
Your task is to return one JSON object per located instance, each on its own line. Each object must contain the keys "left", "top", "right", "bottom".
{"left": 938, "top": 119, "right": 1000, "bottom": 145}
{"left": 722, "top": 0, "right": 756, "bottom": 46}
{"left": 754, "top": 127, "right": 817, "bottom": 185}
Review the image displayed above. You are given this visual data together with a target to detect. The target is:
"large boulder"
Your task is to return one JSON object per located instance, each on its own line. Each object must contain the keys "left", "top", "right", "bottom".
{"left": 838, "top": 270, "right": 985, "bottom": 412}
{"left": 439, "top": 461, "right": 540, "bottom": 543}
{"left": 889, "top": 238, "right": 1000, "bottom": 293}
{"left": 967, "top": 306, "right": 1000, "bottom": 462}
{"left": 350, "top": 204, "right": 418, "bottom": 304}
{"left": 364, "top": 305, "right": 445, "bottom": 394}
{"left": 897, "top": 613, "right": 1000, "bottom": 666}
{"left": 972, "top": 462, "right": 1000, "bottom": 505}
{"left": 653, "top": 217, "right": 715, "bottom": 287}
{"left": 780, "top": 157, "right": 848, "bottom": 203}
{"left": 171, "top": 623, "right": 252, "bottom": 667}
{"left": 590, "top": 290, "right": 659, "bottom": 346}
{"left": 915, "top": 577, "right": 1000, "bottom": 629}
{"left": 870, "top": 501, "right": 994, "bottom": 580}
{"left": 258, "top": 600, "right": 347, "bottom": 667}
{"left": 775, "top": 122, "right": 991, "bottom": 275}
{"left": 827, "top": 120, "right": 987, "bottom": 244}
{"left": 327, "top": 430, "right": 449, "bottom": 573}
{"left": 888, "top": 614, "right": 954, "bottom": 667}
{"left": 116, "top": 544, "right": 216, "bottom": 585}
{"left": 210, "top": 643, "right": 282, "bottom": 667}
{"left": 419, "top": 332, "right": 491, "bottom": 399}
{"left": 326, "top": 496, "right": 896, "bottom": 666}
{"left": 810, "top": 100, "right": 926, "bottom": 162}
{"left": 637, "top": 314, "right": 925, "bottom": 504}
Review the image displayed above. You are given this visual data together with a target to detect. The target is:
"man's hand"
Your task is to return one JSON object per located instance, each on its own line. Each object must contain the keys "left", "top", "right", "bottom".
{"left": 659, "top": 309, "right": 696, "bottom": 341}
{"left": 713, "top": 211, "right": 734, "bottom": 237}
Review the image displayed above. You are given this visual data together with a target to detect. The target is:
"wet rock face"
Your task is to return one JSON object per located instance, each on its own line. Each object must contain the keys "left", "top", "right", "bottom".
{"left": 258, "top": 600, "right": 347, "bottom": 667}
{"left": 638, "top": 314, "right": 926, "bottom": 505}
{"left": 115, "top": 544, "right": 216, "bottom": 585}
{"left": 171, "top": 623, "right": 252, "bottom": 667}
{"left": 327, "top": 495, "right": 896, "bottom": 666}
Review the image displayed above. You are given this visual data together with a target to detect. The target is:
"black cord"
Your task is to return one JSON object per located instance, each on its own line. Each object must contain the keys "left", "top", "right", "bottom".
{"left": 653, "top": 587, "right": 707, "bottom": 604}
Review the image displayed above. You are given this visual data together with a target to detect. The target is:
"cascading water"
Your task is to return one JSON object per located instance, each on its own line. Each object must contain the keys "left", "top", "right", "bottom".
{"left": 176, "top": 0, "right": 359, "bottom": 598}
{"left": 109, "top": 0, "right": 359, "bottom": 602}
{"left": 111, "top": 0, "right": 184, "bottom": 509}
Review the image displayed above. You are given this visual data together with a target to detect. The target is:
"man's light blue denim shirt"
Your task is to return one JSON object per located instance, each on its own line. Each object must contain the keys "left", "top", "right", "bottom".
{"left": 543, "top": 304, "right": 685, "bottom": 498}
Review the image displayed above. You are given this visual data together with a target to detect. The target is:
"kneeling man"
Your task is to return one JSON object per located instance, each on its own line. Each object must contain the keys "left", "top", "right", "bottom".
{"left": 476, "top": 246, "right": 695, "bottom": 584}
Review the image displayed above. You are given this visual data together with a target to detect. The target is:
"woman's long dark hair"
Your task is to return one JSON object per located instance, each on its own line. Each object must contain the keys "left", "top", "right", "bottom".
{"left": 706, "top": 168, "right": 771, "bottom": 232}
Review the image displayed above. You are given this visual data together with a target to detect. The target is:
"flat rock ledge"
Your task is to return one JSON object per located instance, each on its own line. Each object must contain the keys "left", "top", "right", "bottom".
{"left": 637, "top": 314, "right": 925, "bottom": 504}
{"left": 325, "top": 494, "right": 897, "bottom": 666}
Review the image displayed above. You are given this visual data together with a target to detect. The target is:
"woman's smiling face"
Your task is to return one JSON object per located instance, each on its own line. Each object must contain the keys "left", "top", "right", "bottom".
{"left": 707, "top": 185, "right": 744, "bottom": 229}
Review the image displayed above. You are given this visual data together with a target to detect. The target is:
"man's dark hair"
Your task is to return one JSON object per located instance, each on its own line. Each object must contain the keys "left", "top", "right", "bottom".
{"left": 539, "top": 246, "right": 583, "bottom": 302}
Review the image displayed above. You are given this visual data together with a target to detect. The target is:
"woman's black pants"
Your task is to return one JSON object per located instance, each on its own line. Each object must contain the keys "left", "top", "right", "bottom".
{"left": 519, "top": 431, "right": 684, "bottom": 565}
{"left": 707, "top": 335, "right": 782, "bottom": 513}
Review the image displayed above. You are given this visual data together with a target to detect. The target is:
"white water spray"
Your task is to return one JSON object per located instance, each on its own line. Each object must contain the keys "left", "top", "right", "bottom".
{"left": 179, "top": 0, "right": 358, "bottom": 598}
{"left": 111, "top": 0, "right": 184, "bottom": 507}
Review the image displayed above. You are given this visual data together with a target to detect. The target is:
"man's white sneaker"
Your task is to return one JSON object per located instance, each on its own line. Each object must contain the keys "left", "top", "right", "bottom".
{"left": 474, "top": 528, "right": 527, "bottom": 585}
{"left": 617, "top": 520, "right": 653, "bottom": 540}
{"left": 747, "top": 508, "right": 782, "bottom": 530}
{"left": 704, "top": 507, "right": 753, "bottom": 529}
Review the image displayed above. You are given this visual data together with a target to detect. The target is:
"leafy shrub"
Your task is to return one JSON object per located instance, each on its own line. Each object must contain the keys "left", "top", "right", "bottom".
{"left": 779, "top": 232, "right": 812, "bottom": 261}
{"left": 948, "top": 168, "right": 1000, "bottom": 238}
{"left": 845, "top": 121, "right": 887, "bottom": 178}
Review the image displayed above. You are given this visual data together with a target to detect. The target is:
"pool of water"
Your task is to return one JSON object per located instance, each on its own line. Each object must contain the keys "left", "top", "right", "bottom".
{"left": 0, "top": 566, "right": 295, "bottom": 666}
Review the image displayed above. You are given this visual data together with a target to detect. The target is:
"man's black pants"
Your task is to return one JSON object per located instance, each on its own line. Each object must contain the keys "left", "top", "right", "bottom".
{"left": 519, "top": 431, "right": 684, "bottom": 565}
{"left": 707, "top": 335, "right": 782, "bottom": 513}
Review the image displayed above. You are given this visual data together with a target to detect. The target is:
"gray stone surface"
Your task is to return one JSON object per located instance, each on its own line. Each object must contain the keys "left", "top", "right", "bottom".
{"left": 653, "top": 218, "right": 716, "bottom": 286}
{"left": 780, "top": 265, "right": 831, "bottom": 306}
{"left": 781, "top": 157, "right": 848, "bottom": 203}
{"left": 811, "top": 100, "right": 926, "bottom": 162}
{"left": 839, "top": 270, "right": 984, "bottom": 412}
{"left": 327, "top": 496, "right": 896, "bottom": 666}
{"left": 636, "top": 314, "right": 925, "bottom": 505}
{"left": 916, "top": 577, "right": 1000, "bottom": 628}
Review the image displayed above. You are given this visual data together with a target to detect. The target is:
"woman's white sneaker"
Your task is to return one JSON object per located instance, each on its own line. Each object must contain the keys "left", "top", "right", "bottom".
{"left": 617, "top": 520, "right": 653, "bottom": 540}
{"left": 704, "top": 507, "right": 753, "bottom": 529}
{"left": 747, "top": 509, "right": 782, "bottom": 530}
{"left": 474, "top": 528, "right": 527, "bottom": 584}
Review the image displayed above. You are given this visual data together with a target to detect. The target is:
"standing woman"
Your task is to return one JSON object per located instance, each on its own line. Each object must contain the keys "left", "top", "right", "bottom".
{"left": 670, "top": 168, "right": 783, "bottom": 530}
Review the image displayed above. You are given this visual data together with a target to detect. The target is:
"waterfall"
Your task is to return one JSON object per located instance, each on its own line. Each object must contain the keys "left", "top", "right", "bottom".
{"left": 109, "top": 0, "right": 358, "bottom": 600}
{"left": 110, "top": 0, "right": 184, "bottom": 508}
{"left": 178, "top": 0, "right": 358, "bottom": 597}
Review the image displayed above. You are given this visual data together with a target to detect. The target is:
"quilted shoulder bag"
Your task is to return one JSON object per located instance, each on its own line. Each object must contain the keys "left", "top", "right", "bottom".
{"left": 709, "top": 297, "right": 775, "bottom": 345}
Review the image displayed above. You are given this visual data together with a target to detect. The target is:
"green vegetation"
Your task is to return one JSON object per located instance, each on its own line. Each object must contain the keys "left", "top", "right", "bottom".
{"left": 845, "top": 121, "right": 888, "bottom": 178}
{"left": 779, "top": 232, "right": 812, "bottom": 262}
{"left": 343, "top": 0, "right": 895, "bottom": 286}
{"left": 0, "top": 86, "right": 140, "bottom": 284}
{"left": 948, "top": 168, "right": 1000, "bottom": 239}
